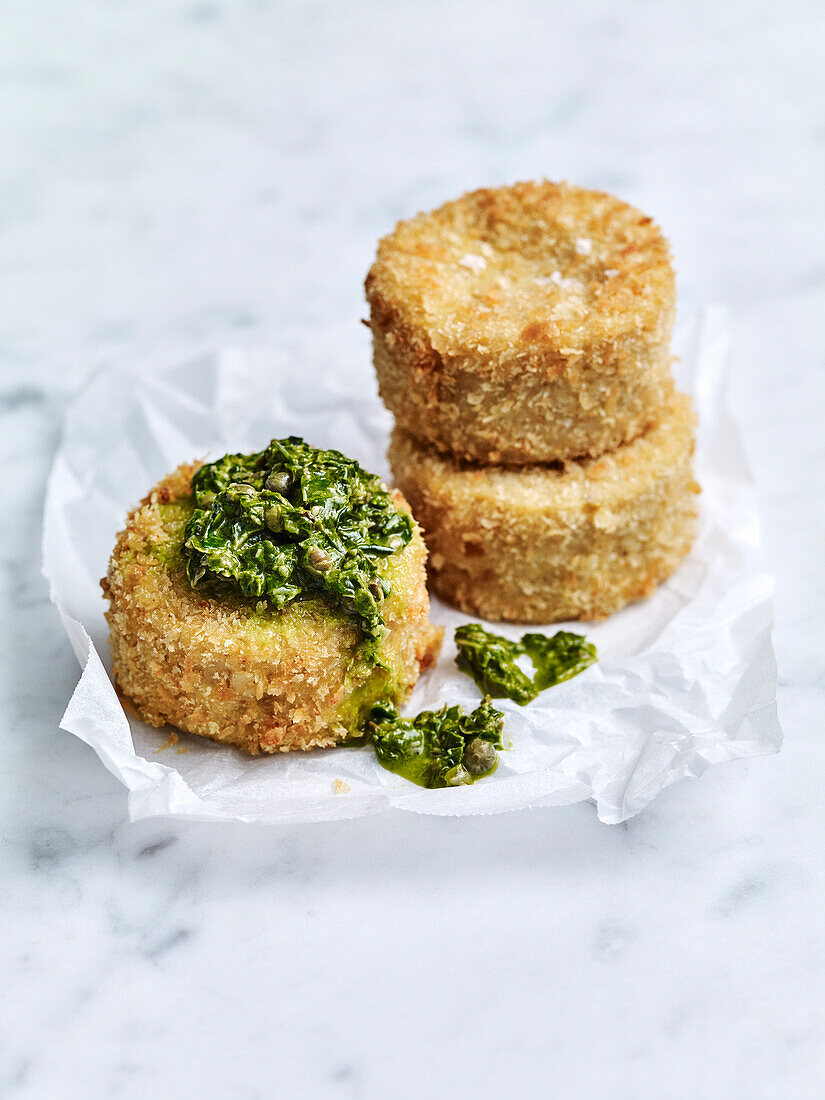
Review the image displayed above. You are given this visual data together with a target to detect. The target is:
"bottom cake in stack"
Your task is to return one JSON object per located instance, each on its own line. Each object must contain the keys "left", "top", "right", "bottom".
{"left": 389, "top": 392, "right": 699, "bottom": 624}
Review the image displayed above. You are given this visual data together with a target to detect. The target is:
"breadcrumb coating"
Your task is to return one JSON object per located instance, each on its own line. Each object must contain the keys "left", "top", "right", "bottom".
{"left": 103, "top": 463, "right": 443, "bottom": 755}
{"left": 389, "top": 393, "right": 699, "bottom": 623}
{"left": 366, "top": 180, "right": 676, "bottom": 464}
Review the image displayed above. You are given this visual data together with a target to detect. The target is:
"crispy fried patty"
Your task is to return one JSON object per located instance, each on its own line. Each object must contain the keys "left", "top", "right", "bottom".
{"left": 389, "top": 393, "right": 699, "bottom": 624}
{"left": 367, "top": 180, "right": 676, "bottom": 465}
{"left": 103, "top": 463, "right": 443, "bottom": 754}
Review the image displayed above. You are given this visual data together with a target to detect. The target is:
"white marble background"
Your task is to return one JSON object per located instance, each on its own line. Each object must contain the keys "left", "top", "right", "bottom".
{"left": 2, "top": 2, "right": 823, "bottom": 1097}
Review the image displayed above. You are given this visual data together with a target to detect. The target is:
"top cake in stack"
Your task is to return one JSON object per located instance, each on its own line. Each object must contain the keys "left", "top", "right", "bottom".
{"left": 365, "top": 181, "right": 699, "bottom": 623}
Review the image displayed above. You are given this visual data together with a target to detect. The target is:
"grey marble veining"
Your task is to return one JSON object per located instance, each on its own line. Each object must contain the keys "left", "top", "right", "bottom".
{"left": 1, "top": 2, "right": 824, "bottom": 1097}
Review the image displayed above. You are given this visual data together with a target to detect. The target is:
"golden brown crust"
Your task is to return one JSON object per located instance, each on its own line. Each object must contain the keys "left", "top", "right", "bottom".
{"left": 103, "top": 463, "right": 443, "bottom": 755}
{"left": 366, "top": 180, "right": 676, "bottom": 464}
{"left": 388, "top": 393, "right": 699, "bottom": 623}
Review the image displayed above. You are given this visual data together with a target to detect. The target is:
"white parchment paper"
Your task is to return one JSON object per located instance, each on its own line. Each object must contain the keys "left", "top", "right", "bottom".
{"left": 42, "top": 309, "right": 782, "bottom": 824}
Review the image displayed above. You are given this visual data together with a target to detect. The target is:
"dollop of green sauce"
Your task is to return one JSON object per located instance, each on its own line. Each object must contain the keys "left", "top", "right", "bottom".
{"left": 366, "top": 698, "right": 504, "bottom": 788}
{"left": 455, "top": 624, "right": 597, "bottom": 704}
{"left": 181, "top": 436, "right": 413, "bottom": 664}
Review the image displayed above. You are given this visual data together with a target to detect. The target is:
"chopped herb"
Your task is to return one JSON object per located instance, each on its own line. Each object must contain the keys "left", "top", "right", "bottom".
{"left": 181, "top": 436, "right": 413, "bottom": 664}
{"left": 454, "top": 623, "right": 536, "bottom": 705}
{"left": 366, "top": 698, "right": 504, "bottom": 788}
{"left": 454, "top": 623, "right": 596, "bottom": 704}
{"left": 521, "top": 631, "right": 598, "bottom": 692}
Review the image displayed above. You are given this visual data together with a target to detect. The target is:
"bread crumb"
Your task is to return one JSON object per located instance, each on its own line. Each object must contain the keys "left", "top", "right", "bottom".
{"left": 458, "top": 253, "right": 487, "bottom": 273}
{"left": 574, "top": 237, "right": 592, "bottom": 255}
{"left": 333, "top": 779, "right": 351, "bottom": 794}
{"left": 155, "top": 730, "right": 179, "bottom": 752}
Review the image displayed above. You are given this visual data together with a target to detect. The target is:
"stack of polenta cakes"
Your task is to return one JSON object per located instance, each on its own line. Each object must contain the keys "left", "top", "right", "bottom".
{"left": 365, "top": 181, "right": 700, "bottom": 623}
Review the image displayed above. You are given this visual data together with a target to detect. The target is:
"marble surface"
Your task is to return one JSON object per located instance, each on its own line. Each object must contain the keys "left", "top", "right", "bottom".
{"left": 2, "top": 2, "right": 824, "bottom": 1096}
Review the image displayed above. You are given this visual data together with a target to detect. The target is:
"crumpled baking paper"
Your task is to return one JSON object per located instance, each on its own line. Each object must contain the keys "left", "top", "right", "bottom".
{"left": 42, "top": 309, "right": 781, "bottom": 824}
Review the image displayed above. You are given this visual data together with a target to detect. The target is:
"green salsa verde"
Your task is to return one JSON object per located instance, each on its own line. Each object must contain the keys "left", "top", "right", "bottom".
{"left": 454, "top": 624, "right": 597, "bottom": 705}
{"left": 181, "top": 436, "right": 414, "bottom": 665}
{"left": 364, "top": 627, "right": 596, "bottom": 789}
{"left": 366, "top": 698, "right": 504, "bottom": 788}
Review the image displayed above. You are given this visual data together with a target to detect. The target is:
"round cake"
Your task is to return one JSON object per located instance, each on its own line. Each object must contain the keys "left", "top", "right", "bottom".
{"left": 366, "top": 180, "right": 676, "bottom": 465}
{"left": 388, "top": 392, "right": 699, "bottom": 623}
{"left": 103, "top": 461, "right": 442, "bottom": 755}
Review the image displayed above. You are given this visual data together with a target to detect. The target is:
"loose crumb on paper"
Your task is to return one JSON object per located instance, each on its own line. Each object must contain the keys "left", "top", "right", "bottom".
{"left": 333, "top": 779, "right": 351, "bottom": 794}
{"left": 155, "top": 731, "right": 179, "bottom": 753}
